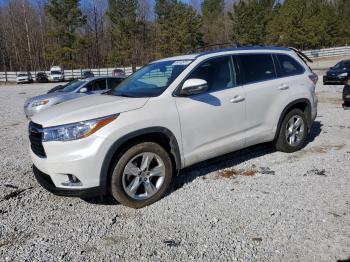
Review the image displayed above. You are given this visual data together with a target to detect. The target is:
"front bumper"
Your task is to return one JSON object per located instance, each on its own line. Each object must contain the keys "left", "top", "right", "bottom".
{"left": 30, "top": 133, "right": 110, "bottom": 197}
{"left": 33, "top": 165, "right": 104, "bottom": 197}
{"left": 323, "top": 75, "right": 348, "bottom": 84}
{"left": 17, "top": 79, "right": 29, "bottom": 83}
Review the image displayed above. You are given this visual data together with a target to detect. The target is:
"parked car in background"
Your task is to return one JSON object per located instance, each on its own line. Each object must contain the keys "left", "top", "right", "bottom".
{"left": 343, "top": 78, "right": 350, "bottom": 107}
{"left": 28, "top": 46, "right": 318, "bottom": 208}
{"left": 24, "top": 76, "right": 125, "bottom": 119}
{"left": 50, "top": 66, "right": 64, "bottom": 82}
{"left": 82, "top": 70, "right": 94, "bottom": 79}
{"left": 16, "top": 72, "right": 33, "bottom": 84}
{"left": 323, "top": 60, "right": 350, "bottom": 85}
{"left": 36, "top": 72, "right": 49, "bottom": 83}
{"left": 112, "top": 68, "right": 126, "bottom": 77}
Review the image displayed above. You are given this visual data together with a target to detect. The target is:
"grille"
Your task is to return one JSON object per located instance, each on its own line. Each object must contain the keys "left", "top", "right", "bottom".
{"left": 29, "top": 122, "right": 46, "bottom": 157}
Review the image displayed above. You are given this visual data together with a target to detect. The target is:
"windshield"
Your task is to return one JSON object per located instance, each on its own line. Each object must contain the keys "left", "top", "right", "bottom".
{"left": 333, "top": 61, "right": 350, "bottom": 69}
{"left": 51, "top": 71, "right": 62, "bottom": 75}
{"left": 62, "top": 79, "right": 86, "bottom": 92}
{"left": 109, "top": 60, "right": 192, "bottom": 97}
{"left": 18, "top": 74, "right": 27, "bottom": 77}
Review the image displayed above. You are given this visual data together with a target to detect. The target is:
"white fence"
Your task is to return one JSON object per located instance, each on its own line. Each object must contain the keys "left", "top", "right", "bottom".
{"left": 303, "top": 45, "right": 350, "bottom": 58}
{"left": 0, "top": 67, "right": 136, "bottom": 83}
{"left": 1, "top": 46, "right": 350, "bottom": 82}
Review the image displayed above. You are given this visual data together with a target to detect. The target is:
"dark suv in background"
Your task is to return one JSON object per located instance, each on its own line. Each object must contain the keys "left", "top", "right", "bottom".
{"left": 323, "top": 60, "right": 350, "bottom": 85}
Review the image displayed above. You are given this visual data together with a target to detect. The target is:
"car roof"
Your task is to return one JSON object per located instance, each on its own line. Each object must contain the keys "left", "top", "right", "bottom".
{"left": 83, "top": 76, "right": 125, "bottom": 81}
{"left": 153, "top": 46, "right": 291, "bottom": 63}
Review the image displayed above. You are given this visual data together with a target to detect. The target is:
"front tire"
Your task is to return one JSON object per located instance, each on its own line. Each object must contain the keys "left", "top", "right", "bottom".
{"left": 274, "top": 108, "right": 308, "bottom": 153}
{"left": 110, "top": 142, "right": 173, "bottom": 208}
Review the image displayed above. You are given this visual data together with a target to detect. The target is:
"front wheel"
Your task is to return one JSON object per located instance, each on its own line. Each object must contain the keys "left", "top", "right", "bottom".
{"left": 274, "top": 108, "right": 308, "bottom": 153}
{"left": 110, "top": 142, "right": 173, "bottom": 208}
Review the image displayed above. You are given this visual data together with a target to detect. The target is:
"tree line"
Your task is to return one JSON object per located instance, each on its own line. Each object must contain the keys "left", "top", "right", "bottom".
{"left": 0, "top": 0, "right": 349, "bottom": 72}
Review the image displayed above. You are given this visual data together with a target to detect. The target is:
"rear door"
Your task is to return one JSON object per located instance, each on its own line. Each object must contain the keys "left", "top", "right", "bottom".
{"left": 237, "top": 53, "right": 283, "bottom": 146}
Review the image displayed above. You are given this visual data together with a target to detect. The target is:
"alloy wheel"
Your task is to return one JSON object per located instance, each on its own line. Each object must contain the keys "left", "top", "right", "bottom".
{"left": 122, "top": 152, "right": 165, "bottom": 200}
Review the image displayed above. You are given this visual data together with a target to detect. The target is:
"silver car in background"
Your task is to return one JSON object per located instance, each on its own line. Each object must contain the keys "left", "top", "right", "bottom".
{"left": 17, "top": 72, "right": 33, "bottom": 84}
{"left": 24, "top": 76, "right": 124, "bottom": 119}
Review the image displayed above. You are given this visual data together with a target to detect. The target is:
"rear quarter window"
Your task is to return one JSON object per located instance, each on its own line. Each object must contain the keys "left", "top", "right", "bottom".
{"left": 275, "top": 54, "right": 304, "bottom": 77}
{"left": 238, "top": 54, "right": 276, "bottom": 84}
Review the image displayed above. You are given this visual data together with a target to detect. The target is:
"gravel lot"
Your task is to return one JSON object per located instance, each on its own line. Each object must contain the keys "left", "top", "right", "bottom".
{"left": 0, "top": 77, "right": 349, "bottom": 262}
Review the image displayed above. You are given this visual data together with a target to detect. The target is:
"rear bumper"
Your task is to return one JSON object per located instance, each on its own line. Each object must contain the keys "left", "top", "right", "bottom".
{"left": 343, "top": 86, "right": 350, "bottom": 102}
{"left": 33, "top": 165, "right": 104, "bottom": 197}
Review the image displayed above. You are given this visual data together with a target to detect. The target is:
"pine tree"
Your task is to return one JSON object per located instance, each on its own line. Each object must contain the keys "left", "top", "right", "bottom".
{"left": 45, "top": 0, "right": 86, "bottom": 68}
{"left": 229, "top": 0, "right": 274, "bottom": 46}
{"left": 334, "top": 0, "right": 350, "bottom": 45}
{"left": 201, "top": 0, "right": 226, "bottom": 45}
{"left": 107, "top": 0, "right": 141, "bottom": 67}
{"left": 155, "top": 0, "right": 203, "bottom": 57}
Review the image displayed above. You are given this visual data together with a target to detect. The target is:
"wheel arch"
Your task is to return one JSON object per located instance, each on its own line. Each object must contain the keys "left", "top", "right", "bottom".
{"left": 274, "top": 98, "right": 312, "bottom": 141}
{"left": 99, "top": 127, "right": 181, "bottom": 194}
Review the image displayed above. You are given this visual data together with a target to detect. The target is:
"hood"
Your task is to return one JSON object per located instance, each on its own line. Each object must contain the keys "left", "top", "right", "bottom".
{"left": 32, "top": 94, "right": 149, "bottom": 127}
{"left": 327, "top": 68, "right": 349, "bottom": 76}
{"left": 25, "top": 92, "right": 81, "bottom": 105}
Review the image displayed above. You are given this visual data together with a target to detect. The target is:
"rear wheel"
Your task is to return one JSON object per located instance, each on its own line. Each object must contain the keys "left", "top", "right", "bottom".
{"left": 110, "top": 142, "right": 173, "bottom": 208}
{"left": 274, "top": 108, "right": 308, "bottom": 153}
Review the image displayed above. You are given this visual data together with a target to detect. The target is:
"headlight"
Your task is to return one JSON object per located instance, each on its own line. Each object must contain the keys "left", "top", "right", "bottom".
{"left": 31, "top": 99, "right": 49, "bottom": 107}
{"left": 43, "top": 114, "right": 118, "bottom": 142}
{"left": 339, "top": 73, "right": 348, "bottom": 77}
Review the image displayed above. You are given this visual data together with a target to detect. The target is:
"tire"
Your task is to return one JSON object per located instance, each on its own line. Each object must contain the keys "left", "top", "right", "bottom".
{"left": 110, "top": 142, "right": 173, "bottom": 208}
{"left": 274, "top": 108, "right": 308, "bottom": 153}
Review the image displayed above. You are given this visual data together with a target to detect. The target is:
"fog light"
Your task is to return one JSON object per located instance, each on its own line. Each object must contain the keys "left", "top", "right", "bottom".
{"left": 61, "top": 174, "right": 82, "bottom": 186}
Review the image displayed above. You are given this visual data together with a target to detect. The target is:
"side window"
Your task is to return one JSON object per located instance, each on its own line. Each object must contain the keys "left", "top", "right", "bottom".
{"left": 276, "top": 54, "right": 304, "bottom": 77}
{"left": 187, "top": 56, "right": 236, "bottom": 92}
{"left": 108, "top": 78, "right": 123, "bottom": 89}
{"left": 93, "top": 79, "right": 107, "bottom": 90}
{"left": 239, "top": 54, "right": 276, "bottom": 84}
{"left": 84, "top": 82, "right": 94, "bottom": 92}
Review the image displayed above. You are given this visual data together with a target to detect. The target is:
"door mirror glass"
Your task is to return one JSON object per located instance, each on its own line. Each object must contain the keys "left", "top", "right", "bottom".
{"left": 79, "top": 87, "right": 88, "bottom": 93}
{"left": 180, "top": 79, "right": 208, "bottom": 96}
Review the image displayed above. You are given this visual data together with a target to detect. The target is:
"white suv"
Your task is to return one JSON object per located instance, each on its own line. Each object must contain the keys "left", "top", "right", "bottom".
{"left": 29, "top": 47, "right": 318, "bottom": 208}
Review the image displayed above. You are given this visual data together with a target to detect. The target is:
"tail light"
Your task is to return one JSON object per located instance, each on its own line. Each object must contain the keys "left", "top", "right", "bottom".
{"left": 308, "top": 73, "right": 318, "bottom": 85}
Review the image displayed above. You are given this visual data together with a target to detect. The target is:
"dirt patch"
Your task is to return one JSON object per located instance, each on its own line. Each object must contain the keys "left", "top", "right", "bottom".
{"left": 0, "top": 233, "right": 32, "bottom": 248}
{"left": 288, "top": 144, "right": 345, "bottom": 161}
{"left": 215, "top": 166, "right": 257, "bottom": 180}
{"left": 304, "top": 169, "right": 327, "bottom": 176}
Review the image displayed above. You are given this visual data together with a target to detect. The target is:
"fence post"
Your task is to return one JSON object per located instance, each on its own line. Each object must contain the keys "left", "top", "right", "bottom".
{"left": 5, "top": 71, "right": 7, "bottom": 82}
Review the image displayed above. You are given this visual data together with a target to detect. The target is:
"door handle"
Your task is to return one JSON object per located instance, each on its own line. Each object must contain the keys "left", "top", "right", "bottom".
{"left": 230, "top": 95, "right": 245, "bottom": 103}
{"left": 279, "top": 84, "right": 289, "bottom": 90}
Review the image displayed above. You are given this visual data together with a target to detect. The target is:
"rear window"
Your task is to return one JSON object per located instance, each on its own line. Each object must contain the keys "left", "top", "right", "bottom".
{"left": 276, "top": 54, "right": 304, "bottom": 77}
{"left": 238, "top": 54, "right": 276, "bottom": 84}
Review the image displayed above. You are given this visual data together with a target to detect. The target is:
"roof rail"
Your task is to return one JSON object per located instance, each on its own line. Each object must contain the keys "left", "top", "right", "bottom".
{"left": 187, "top": 42, "right": 241, "bottom": 54}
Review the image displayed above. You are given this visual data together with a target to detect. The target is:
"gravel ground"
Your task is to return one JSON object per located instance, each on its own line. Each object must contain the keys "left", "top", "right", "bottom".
{"left": 0, "top": 78, "right": 349, "bottom": 262}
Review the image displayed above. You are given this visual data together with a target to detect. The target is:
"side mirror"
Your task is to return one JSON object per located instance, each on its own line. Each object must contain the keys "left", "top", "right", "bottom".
{"left": 180, "top": 79, "right": 208, "bottom": 96}
{"left": 79, "top": 87, "right": 88, "bottom": 93}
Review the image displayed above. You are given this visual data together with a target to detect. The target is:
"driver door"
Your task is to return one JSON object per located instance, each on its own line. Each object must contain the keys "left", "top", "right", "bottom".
{"left": 175, "top": 56, "right": 246, "bottom": 167}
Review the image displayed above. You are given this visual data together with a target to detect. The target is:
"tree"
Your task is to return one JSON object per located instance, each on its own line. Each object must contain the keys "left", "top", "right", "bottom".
{"left": 201, "top": 0, "right": 226, "bottom": 46}
{"left": 45, "top": 0, "right": 87, "bottom": 68}
{"left": 229, "top": 0, "right": 275, "bottom": 46}
{"left": 155, "top": 0, "right": 203, "bottom": 57}
{"left": 266, "top": 0, "right": 341, "bottom": 49}
{"left": 107, "top": 0, "right": 141, "bottom": 68}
